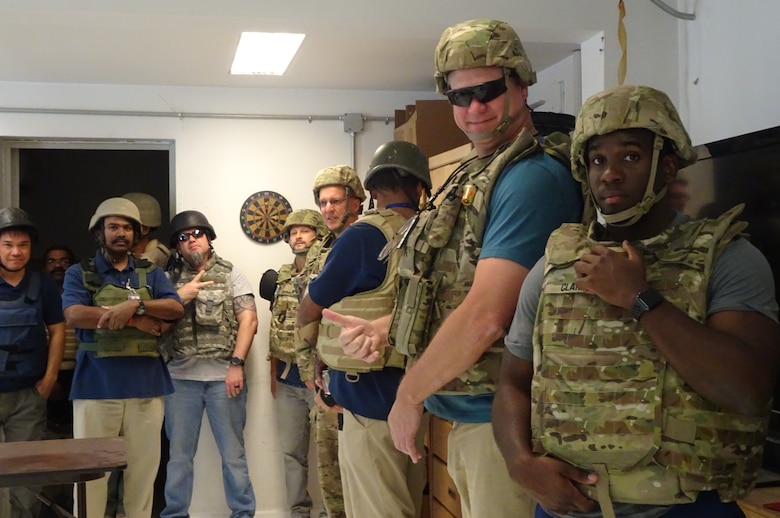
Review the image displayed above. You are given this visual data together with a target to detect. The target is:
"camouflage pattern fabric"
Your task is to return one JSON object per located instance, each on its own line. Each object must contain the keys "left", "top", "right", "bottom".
{"left": 168, "top": 253, "right": 236, "bottom": 359}
{"left": 571, "top": 85, "right": 697, "bottom": 187}
{"left": 137, "top": 237, "right": 171, "bottom": 269}
{"left": 269, "top": 263, "right": 300, "bottom": 367}
{"left": 313, "top": 406, "right": 346, "bottom": 518}
{"left": 388, "top": 128, "right": 564, "bottom": 394}
{"left": 294, "top": 234, "right": 335, "bottom": 381}
{"left": 318, "top": 209, "right": 407, "bottom": 374}
{"left": 434, "top": 18, "right": 536, "bottom": 94}
{"left": 312, "top": 165, "right": 366, "bottom": 204}
{"left": 531, "top": 205, "right": 766, "bottom": 503}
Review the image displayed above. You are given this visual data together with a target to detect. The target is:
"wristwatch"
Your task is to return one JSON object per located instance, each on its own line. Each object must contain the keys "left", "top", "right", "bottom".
{"left": 631, "top": 287, "right": 664, "bottom": 321}
{"left": 135, "top": 300, "right": 146, "bottom": 316}
{"left": 230, "top": 356, "right": 245, "bottom": 367}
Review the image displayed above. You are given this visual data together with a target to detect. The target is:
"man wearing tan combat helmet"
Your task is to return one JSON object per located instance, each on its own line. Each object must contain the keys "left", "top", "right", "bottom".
{"left": 493, "top": 85, "right": 780, "bottom": 517}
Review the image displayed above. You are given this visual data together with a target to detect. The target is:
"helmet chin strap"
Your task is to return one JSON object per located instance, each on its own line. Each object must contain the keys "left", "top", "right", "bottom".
{"left": 599, "top": 134, "right": 667, "bottom": 227}
{"left": 462, "top": 70, "right": 519, "bottom": 142}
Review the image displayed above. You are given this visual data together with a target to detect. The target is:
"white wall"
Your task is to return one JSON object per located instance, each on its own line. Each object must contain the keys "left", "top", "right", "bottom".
{"left": 678, "top": 0, "right": 780, "bottom": 145}
{"left": 0, "top": 82, "right": 440, "bottom": 517}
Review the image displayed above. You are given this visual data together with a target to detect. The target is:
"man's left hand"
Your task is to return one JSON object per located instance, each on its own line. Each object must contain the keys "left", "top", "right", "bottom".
{"left": 226, "top": 365, "right": 243, "bottom": 398}
{"left": 574, "top": 241, "right": 648, "bottom": 309}
{"left": 388, "top": 397, "right": 425, "bottom": 463}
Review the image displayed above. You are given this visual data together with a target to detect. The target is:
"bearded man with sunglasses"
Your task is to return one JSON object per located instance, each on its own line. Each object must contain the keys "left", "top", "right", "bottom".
{"left": 327, "top": 19, "right": 583, "bottom": 518}
{"left": 160, "top": 210, "right": 258, "bottom": 518}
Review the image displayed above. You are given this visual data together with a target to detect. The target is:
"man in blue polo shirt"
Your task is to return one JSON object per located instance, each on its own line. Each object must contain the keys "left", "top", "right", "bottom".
{"left": 300, "top": 141, "right": 432, "bottom": 518}
{"left": 62, "top": 197, "right": 183, "bottom": 518}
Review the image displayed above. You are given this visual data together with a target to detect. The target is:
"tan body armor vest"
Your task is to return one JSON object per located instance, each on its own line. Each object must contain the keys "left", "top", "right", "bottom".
{"left": 168, "top": 253, "right": 236, "bottom": 360}
{"left": 318, "top": 209, "right": 407, "bottom": 374}
{"left": 78, "top": 258, "right": 159, "bottom": 358}
{"left": 532, "top": 205, "right": 767, "bottom": 504}
{"left": 269, "top": 263, "right": 300, "bottom": 365}
{"left": 389, "top": 129, "right": 570, "bottom": 394}
{"left": 294, "top": 233, "right": 335, "bottom": 380}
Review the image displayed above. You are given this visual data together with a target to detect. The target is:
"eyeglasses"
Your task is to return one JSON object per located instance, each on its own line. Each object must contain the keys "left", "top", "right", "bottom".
{"left": 176, "top": 229, "right": 207, "bottom": 242}
{"left": 445, "top": 77, "right": 507, "bottom": 108}
{"left": 319, "top": 198, "right": 346, "bottom": 210}
{"left": 45, "top": 257, "right": 72, "bottom": 266}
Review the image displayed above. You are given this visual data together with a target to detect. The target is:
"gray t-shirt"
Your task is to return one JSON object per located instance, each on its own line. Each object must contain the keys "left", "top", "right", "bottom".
{"left": 168, "top": 267, "right": 255, "bottom": 382}
{"left": 505, "top": 217, "right": 779, "bottom": 518}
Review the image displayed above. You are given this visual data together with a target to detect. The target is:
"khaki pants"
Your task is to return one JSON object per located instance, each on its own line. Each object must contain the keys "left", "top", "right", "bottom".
{"left": 447, "top": 421, "right": 535, "bottom": 518}
{"left": 73, "top": 397, "right": 164, "bottom": 518}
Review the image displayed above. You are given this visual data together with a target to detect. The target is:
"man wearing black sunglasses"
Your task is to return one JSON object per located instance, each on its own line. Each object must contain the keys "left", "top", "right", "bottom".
{"left": 160, "top": 210, "right": 258, "bottom": 518}
{"left": 326, "top": 18, "right": 584, "bottom": 518}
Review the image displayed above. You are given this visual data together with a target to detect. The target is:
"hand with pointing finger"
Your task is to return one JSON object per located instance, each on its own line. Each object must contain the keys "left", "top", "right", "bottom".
{"left": 177, "top": 269, "right": 215, "bottom": 303}
{"left": 321, "top": 308, "right": 385, "bottom": 363}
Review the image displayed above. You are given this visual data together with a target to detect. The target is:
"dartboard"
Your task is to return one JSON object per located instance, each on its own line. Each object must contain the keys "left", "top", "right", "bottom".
{"left": 239, "top": 190, "right": 293, "bottom": 244}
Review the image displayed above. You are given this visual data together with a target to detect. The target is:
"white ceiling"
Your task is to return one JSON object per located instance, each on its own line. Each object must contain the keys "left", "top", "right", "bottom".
{"left": 0, "top": 1, "right": 593, "bottom": 93}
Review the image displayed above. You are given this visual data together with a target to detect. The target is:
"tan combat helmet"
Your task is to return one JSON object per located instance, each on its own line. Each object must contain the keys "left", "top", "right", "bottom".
{"left": 434, "top": 19, "right": 537, "bottom": 141}
{"left": 122, "top": 192, "right": 163, "bottom": 229}
{"left": 312, "top": 165, "right": 365, "bottom": 234}
{"left": 282, "top": 209, "right": 326, "bottom": 255}
{"left": 88, "top": 197, "right": 142, "bottom": 234}
{"left": 571, "top": 85, "right": 697, "bottom": 226}
{"left": 312, "top": 165, "right": 366, "bottom": 204}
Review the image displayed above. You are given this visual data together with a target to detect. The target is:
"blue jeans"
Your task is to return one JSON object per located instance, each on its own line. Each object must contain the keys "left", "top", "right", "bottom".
{"left": 162, "top": 379, "right": 255, "bottom": 518}
{"left": 275, "top": 381, "right": 315, "bottom": 518}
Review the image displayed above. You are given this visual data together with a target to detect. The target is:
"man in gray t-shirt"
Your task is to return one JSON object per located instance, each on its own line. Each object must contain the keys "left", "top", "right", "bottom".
{"left": 492, "top": 85, "right": 780, "bottom": 518}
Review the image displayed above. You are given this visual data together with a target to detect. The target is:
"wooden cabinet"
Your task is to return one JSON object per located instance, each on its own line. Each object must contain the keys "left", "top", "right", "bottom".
{"left": 739, "top": 487, "right": 780, "bottom": 518}
{"left": 426, "top": 415, "right": 462, "bottom": 518}
{"left": 428, "top": 143, "right": 472, "bottom": 195}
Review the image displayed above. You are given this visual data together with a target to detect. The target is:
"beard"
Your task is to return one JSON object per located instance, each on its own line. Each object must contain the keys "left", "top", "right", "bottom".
{"left": 183, "top": 250, "right": 205, "bottom": 268}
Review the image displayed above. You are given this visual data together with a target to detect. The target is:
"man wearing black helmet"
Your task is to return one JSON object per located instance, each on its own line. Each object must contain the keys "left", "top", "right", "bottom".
{"left": 328, "top": 19, "right": 584, "bottom": 518}
{"left": 62, "top": 197, "right": 183, "bottom": 518}
{"left": 0, "top": 207, "right": 65, "bottom": 518}
{"left": 161, "top": 210, "right": 258, "bottom": 518}
{"left": 301, "top": 141, "right": 432, "bottom": 518}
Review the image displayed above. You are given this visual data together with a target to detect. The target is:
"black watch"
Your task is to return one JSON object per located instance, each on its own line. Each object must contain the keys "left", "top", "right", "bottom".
{"left": 230, "top": 356, "right": 245, "bottom": 367}
{"left": 631, "top": 287, "right": 664, "bottom": 321}
{"left": 135, "top": 300, "right": 146, "bottom": 316}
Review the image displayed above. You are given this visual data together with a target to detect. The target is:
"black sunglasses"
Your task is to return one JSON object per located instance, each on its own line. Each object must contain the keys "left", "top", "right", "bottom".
{"left": 445, "top": 77, "right": 507, "bottom": 107}
{"left": 176, "top": 228, "right": 207, "bottom": 242}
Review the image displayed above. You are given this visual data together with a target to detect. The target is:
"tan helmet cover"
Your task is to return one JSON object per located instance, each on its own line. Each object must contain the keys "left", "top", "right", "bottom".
{"left": 434, "top": 19, "right": 537, "bottom": 94}
{"left": 312, "top": 165, "right": 366, "bottom": 203}
{"left": 282, "top": 209, "right": 326, "bottom": 243}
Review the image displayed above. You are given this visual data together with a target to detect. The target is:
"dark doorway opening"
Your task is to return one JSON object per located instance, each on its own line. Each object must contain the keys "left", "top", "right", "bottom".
{"left": 19, "top": 148, "right": 172, "bottom": 268}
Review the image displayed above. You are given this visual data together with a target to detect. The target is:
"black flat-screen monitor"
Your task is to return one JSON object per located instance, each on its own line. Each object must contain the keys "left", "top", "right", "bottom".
{"left": 679, "top": 124, "right": 780, "bottom": 485}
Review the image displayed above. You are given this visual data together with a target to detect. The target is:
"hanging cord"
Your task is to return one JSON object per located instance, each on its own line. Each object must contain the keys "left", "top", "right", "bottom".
{"left": 618, "top": 0, "right": 627, "bottom": 85}
{"left": 649, "top": 0, "right": 696, "bottom": 21}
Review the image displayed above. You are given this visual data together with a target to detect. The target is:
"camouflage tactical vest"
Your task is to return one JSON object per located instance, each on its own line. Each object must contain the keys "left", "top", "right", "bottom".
{"left": 269, "top": 262, "right": 301, "bottom": 365}
{"left": 77, "top": 258, "right": 158, "bottom": 358}
{"left": 168, "top": 253, "right": 236, "bottom": 360}
{"left": 389, "top": 128, "right": 569, "bottom": 394}
{"left": 318, "top": 209, "right": 407, "bottom": 374}
{"left": 532, "top": 205, "right": 766, "bottom": 504}
{"left": 294, "top": 232, "right": 335, "bottom": 381}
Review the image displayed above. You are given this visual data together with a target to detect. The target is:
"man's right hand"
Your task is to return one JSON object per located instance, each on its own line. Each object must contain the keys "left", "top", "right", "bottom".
{"left": 508, "top": 454, "right": 598, "bottom": 516}
{"left": 322, "top": 308, "right": 384, "bottom": 362}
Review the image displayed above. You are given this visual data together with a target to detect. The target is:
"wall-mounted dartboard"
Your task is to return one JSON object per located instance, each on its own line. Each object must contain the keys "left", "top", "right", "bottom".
{"left": 239, "top": 190, "right": 293, "bottom": 244}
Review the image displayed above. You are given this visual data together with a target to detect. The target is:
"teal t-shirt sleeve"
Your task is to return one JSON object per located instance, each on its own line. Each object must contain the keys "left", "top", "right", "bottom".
{"left": 481, "top": 152, "right": 582, "bottom": 269}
